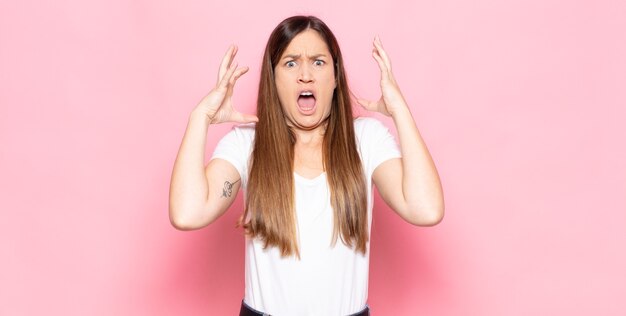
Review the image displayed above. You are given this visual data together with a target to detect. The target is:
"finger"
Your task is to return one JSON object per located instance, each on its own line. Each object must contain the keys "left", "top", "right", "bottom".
{"left": 373, "top": 36, "right": 392, "bottom": 71}
{"left": 230, "top": 66, "right": 249, "bottom": 85}
{"left": 217, "top": 45, "right": 231, "bottom": 83}
{"left": 217, "top": 45, "right": 238, "bottom": 84}
{"left": 351, "top": 89, "right": 376, "bottom": 109}
{"left": 372, "top": 49, "right": 390, "bottom": 80}
{"left": 349, "top": 89, "right": 360, "bottom": 103}
{"left": 373, "top": 37, "right": 392, "bottom": 76}
{"left": 225, "top": 66, "right": 249, "bottom": 97}
{"left": 358, "top": 97, "right": 389, "bottom": 115}
{"left": 375, "top": 97, "right": 391, "bottom": 116}
{"left": 356, "top": 98, "right": 375, "bottom": 111}
{"left": 217, "top": 61, "right": 238, "bottom": 91}
{"left": 231, "top": 111, "right": 259, "bottom": 123}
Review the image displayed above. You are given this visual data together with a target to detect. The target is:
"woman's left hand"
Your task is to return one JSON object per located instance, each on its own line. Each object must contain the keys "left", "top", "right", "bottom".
{"left": 356, "top": 35, "right": 408, "bottom": 117}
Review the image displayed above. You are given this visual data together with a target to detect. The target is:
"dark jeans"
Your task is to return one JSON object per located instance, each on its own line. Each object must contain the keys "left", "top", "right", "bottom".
{"left": 239, "top": 299, "right": 370, "bottom": 316}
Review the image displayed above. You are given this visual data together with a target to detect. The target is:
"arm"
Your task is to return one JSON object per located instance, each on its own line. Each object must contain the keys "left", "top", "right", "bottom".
{"left": 168, "top": 113, "right": 242, "bottom": 230}
{"left": 168, "top": 45, "right": 257, "bottom": 230}
{"left": 372, "top": 112, "right": 444, "bottom": 226}
{"left": 357, "top": 36, "right": 444, "bottom": 226}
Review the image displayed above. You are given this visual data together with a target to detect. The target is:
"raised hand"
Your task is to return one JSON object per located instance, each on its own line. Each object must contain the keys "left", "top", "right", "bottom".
{"left": 193, "top": 45, "right": 258, "bottom": 124}
{"left": 356, "top": 35, "right": 408, "bottom": 117}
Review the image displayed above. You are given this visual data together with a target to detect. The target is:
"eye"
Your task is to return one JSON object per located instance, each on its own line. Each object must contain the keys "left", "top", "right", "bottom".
{"left": 314, "top": 59, "right": 325, "bottom": 66}
{"left": 285, "top": 61, "right": 296, "bottom": 68}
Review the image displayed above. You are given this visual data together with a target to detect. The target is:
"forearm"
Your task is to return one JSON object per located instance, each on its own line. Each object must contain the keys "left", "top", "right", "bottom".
{"left": 391, "top": 104, "right": 445, "bottom": 221}
{"left": 168, "top": 111, "right": 212, "bottom": 226}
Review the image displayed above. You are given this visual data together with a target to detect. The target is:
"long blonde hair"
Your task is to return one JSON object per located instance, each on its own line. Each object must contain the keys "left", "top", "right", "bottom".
{"left": 240, "top": 16, "right": 367, "bottom": 259}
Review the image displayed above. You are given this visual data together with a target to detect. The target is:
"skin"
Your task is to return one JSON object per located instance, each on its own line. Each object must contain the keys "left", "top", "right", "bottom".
{"left": 274, "top": 29, "right": 336, "bottom": 134}
{"left": 359, "top": 36, "right": 445, "bottom": 226}
{"left": 274, "top": 29, "right": 336, "bottom": 179}
{"left": 168, "top": 32, "right": 444, "bottom": 230}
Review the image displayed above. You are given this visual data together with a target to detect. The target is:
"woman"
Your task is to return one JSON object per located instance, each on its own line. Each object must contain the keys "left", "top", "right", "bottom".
{"left": 169, "top": 15, "right": 444, "bottom": 316}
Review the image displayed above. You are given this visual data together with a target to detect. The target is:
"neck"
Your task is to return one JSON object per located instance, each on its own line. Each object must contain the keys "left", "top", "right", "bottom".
{"left": 290, "top": 119, "right": 328, "bottom": 146}
{"left": 293, "top": 127, "right": 325, "bottom": 146}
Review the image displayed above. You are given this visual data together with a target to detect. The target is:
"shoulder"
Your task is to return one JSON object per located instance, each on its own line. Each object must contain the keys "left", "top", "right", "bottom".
{"left": 212, "top": 123, "right": 256, "bottom": 180}
{"left": 232, "top": 122, "right": 256, "bottom": 135}
{"left": 354, "top": 116, "right": 387, "bottom": 128}
{"left": 353, "top": 116, "right": 391, "bottom": 139}
{"left": 224, "top": 122, "right": 256, "bottom": 145}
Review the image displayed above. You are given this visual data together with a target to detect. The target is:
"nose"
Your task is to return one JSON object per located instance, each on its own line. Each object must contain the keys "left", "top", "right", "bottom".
{"left": 298, "top": 63, "right": 314, "bottom": 83}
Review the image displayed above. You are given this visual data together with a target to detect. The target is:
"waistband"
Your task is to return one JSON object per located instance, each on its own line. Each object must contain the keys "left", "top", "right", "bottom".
{"left": 239, "top": 299, "right": 370, "bottom": 316}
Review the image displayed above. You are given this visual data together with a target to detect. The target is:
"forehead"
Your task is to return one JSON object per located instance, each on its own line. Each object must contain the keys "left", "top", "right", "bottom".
{"left": 281, "top": 29, "right": 331, "bottom": 58}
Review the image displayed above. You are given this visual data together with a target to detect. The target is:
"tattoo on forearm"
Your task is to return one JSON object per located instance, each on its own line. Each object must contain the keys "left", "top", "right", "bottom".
{"left": 221, "top": 179, "right": 241, "bottom": 198}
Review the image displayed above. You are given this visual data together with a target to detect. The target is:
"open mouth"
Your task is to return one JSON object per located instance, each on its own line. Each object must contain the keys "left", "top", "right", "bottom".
{"left": 297, "top": 91, "right": 316, "bottom": 112}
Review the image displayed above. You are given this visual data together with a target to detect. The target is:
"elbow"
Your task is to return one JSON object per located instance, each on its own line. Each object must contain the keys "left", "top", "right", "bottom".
{"left": 170, "top": 215, "right": 192, "bottom": 231}
{"left": 169, "top": 206, "right": 204, "bottom": 231}
{"left": 169, "top": 211, "right": 193, "bottom": 231}
{"left": 407, "top": 206, "right": 445, "bottom": 227}
{"left": 424, "top": 207, "right": 445, "bottom": 226}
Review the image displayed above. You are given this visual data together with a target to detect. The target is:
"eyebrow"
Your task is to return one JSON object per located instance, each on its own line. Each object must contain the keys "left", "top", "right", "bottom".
{"left": 282, "top": 53, "right": 328, "bottom": 60}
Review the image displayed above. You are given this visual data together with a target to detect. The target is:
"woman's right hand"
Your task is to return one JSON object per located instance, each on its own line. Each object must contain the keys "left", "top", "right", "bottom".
{"left": 192, "top": 45, "right": 258, "bottom": 124}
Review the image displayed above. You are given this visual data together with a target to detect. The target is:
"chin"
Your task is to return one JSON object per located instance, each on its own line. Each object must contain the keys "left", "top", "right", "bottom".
{"left": 290, "top": 115, "right": 328, "bottom": 131}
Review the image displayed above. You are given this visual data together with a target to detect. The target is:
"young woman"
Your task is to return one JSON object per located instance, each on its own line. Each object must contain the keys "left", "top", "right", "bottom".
{"left": 169, "top": 15, "right": 444, "bottom": 316}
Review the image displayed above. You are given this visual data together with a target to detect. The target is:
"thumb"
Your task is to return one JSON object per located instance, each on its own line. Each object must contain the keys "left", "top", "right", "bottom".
{"left": 231, "top": 111, "right": 259, "bottom": 123}
{"left": 357, "top": 98, "right": 373, "bottom": 110}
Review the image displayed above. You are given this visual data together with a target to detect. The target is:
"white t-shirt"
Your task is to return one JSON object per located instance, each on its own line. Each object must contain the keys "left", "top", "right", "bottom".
{"left": 211, "top": 117, "right": 401, "bottom": 316}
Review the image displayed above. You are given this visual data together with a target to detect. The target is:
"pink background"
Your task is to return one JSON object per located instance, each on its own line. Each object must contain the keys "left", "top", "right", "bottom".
{"left": 2, "top": 0, "right": 625, "bottom": 315}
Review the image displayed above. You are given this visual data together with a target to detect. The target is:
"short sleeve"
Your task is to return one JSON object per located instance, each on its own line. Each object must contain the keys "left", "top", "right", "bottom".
{"left": 210, "top": 124, "right": 255, "bottom": 188}
{"left": 354, "top": 117, "right": 402, "bottom": 178}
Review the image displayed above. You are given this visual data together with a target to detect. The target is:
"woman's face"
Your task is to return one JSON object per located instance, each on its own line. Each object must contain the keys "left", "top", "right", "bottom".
{"left": 274, "top": 29, "right": 336, "bottom": 131}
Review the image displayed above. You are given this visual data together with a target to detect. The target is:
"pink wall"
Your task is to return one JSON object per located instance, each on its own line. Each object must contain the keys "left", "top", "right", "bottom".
{"left": 2, "top": 0, "right": 625, "bottom": 315}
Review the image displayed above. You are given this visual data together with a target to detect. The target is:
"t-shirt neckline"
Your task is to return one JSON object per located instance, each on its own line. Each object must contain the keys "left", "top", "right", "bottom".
{"left": 293, "top": 172, "right": 327, "bottom": 184}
